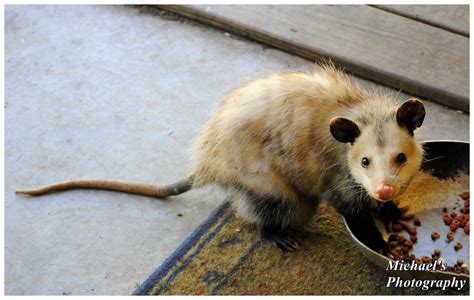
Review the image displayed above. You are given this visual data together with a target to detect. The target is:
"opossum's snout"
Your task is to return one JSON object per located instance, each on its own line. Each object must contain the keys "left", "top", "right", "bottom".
{"left": 370, "top": 177, "right": 398, "bottom": 202}
{"left": 374, "top": 183, "right": 395, "bottom": 201}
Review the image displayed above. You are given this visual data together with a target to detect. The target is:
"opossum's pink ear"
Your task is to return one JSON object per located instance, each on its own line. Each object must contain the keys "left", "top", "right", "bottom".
{"left": 396, "top": 99, "right": 425, "bottom": 135}
{"left": 329, "top": 117, "right": 360, "bottom": 144}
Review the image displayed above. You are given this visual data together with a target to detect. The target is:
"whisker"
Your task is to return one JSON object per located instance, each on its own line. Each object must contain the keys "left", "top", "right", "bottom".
{"left": 422, "top": 155, "right": 444, "bottom": 164}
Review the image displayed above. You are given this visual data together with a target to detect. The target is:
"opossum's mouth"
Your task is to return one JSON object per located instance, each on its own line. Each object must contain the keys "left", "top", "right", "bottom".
{"left": 370, "top": 188, "right": 399, "bottom": 202}
{"left": 371, "top": 188, "right": 402, "bottom": 202}
{"left": 372, "top": 197, "right": 393, "bottom": 203}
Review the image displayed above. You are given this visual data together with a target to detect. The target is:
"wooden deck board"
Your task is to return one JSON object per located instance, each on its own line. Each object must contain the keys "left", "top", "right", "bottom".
{"left": 374, "top": 5, "right": 469, "bottom": 37}
{"left": 159, "top": 5, "right": 469, "bottom": 112}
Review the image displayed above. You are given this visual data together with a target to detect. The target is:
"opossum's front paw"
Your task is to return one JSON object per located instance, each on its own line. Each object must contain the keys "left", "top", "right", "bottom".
{"left": 370, "top": 238, "right": 402, "bottom": 260}
{"left": 376, "top": 241, "right": 405, "bottom": 261}
{"left": 398, "top": 206, "right": 415, "bottom": 221}
{"left": 377, "top": 201, "right": 402, "bottom": 221}
{"left": 361, "top": 235, "right": 391, "bottom": 258}
{"left": 261, "top": 230, "right": 300, "bottom": 252}
{"left": 371, "top": 238, "right": 403, "bottom": 260}
{"left": 378, "top": 202, "right": 414, "bottom": 232}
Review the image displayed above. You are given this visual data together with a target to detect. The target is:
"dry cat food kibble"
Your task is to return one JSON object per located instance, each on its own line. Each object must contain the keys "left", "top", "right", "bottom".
{"left": 450, "top": 223, "right": 459, "bottom": 232}
{"left": 454, "top": 242, "right": 463, "bottom": 251}
{"left": 431, "top": 232, "right": 440, "bottom": 240}
{"left": 460, "top": 190, "right": 469, "bottom": 214}
{"left": 392, "top": 224, "right": 402, "bottom": 232}
{"left": 403, "top": 240, "right": 413, "bottom": 249}
{"left": 399, "top": 221, "right": 417, "bottom": 235}
{"left": 413, "top": 217, "right": 421, "bottom": 226}
{"left": 421, "top": 256, "right": 431, "bottom": 263}
{"left": 388, "top": 233, "right": 399, "bottom": 242}
{"left": 388, "top": 241, "right": 398, "bottom": 248}
{"left": 441, "top": 191, "right": 470, "bottom": 236}
{"left": 446, "top": 232, "right": 455, "bottom": 242}
{"left": 443, "top": 214, "right": 452, "bottom": 225}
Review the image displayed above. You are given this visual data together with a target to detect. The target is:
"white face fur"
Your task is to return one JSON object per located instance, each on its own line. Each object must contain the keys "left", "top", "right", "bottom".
{"left": 348, "top": 121, "right": 423, "bottom": 201}
{"left": 329, "top": 98, "right": 426, "bottom": 202}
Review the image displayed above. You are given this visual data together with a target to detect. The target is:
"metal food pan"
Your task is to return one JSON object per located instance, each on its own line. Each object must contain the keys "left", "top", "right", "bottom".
{"left": 344, "top": 140, "right": 469, "bottom": 280}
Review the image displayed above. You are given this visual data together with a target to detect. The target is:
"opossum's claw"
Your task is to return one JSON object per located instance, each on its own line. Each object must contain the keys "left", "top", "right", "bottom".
{"left": 267, "top": 233, "right": 300, "bottom": 252}
{"left": 399, "top": 206, "right": 410, "bottom": 213}
{"left": 398, "top": 206, "right": 415, "bottom": 221}
{"left": 277, "top": 237, "right": 300, "bottom": 252}
{"left": 400, "top": 212, "right": 415, "bottom": 221}
{"left": 261, "top": 227, "right": 300, "bottom": 251}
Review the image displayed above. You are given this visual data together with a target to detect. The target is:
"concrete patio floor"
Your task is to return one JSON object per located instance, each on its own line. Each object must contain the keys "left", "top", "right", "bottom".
{"left": 5, "top": 5, "right": 469, "bottom": 295}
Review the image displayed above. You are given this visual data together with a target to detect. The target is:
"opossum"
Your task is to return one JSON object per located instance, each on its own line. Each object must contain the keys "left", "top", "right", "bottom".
{"left": 16, "top": 64, "right": 425, "bottom": 253}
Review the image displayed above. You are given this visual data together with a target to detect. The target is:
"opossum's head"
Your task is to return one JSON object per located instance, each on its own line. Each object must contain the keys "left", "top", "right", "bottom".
{"left": 329, "top": 99, "right": 425, "bottom": 202}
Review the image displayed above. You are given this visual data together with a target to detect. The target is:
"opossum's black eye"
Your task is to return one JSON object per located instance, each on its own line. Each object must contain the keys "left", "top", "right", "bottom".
{"left": 361, "top": 157, "right": 370, "bottom": 168}
{"left": 396, "top": 153, "right": 407, "bottom": 164}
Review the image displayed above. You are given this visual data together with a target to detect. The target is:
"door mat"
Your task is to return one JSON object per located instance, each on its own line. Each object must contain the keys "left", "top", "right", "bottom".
{"left": 133, "top": 201, "right": 468, "bottom": 295}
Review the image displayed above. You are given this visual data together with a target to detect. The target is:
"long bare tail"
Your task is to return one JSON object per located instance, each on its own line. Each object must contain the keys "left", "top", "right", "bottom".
{"left": 15, "top": 176, "right": 194, "bottom": 198}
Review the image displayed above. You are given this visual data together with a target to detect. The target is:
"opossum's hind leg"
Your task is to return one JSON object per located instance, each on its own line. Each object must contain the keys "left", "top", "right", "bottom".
{"left": 255, "top": 198, "right": 301, "bottom": 251}
{"left": 232, "top": 191, "right": 300, "bottom": 251}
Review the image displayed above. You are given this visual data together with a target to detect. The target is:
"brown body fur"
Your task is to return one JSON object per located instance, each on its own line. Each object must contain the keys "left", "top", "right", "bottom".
{"left": 191, "top": 66, "right": 405, "bottom": 226}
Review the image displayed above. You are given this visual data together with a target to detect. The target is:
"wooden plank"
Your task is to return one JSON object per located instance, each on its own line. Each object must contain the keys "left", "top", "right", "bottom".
{"left": 374, "top": 5, "right": 469, "bottom": 37}
{"left": 158, "top": 5, "right": 469, "bottom": 112}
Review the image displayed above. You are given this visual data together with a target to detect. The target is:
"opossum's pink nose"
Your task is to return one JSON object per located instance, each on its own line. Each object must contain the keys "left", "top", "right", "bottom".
{"left": 375, "top": 184, "right": 394, "bottom": 200}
